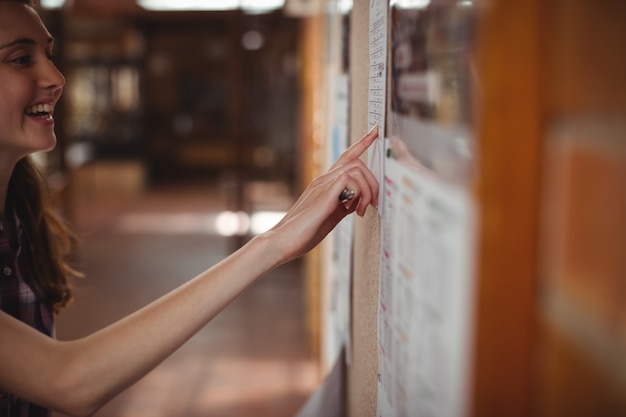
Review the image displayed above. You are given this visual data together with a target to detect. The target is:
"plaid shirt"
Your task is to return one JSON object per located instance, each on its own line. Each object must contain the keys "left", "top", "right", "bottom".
{"left": 0, "top": 215, "right": 53, "bottom": 417}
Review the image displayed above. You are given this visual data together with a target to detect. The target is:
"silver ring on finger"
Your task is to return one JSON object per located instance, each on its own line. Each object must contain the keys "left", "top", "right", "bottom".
{"left": 338, "top": 188, "right": 355, "bottom": 203}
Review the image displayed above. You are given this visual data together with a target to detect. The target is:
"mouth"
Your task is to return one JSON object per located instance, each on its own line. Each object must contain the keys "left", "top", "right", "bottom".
{"left": 25, "top": 103, "right": 54, "bottom": 120}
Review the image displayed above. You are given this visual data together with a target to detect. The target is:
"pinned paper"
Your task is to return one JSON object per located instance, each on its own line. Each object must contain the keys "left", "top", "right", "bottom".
{"left": 368, "top": 0, "right": 388, "bottom": 214}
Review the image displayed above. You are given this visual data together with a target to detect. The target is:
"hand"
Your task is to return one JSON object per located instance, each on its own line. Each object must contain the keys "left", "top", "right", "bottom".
{"left": 265, "top": 126, "right": 379, "bottom": 264}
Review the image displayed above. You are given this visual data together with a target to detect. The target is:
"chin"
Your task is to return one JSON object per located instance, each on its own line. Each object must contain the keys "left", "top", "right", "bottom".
{"left": 23, "top": 139, "right": 57, "bottom": 158}
{"left": 43, "top": 141, "right": 57, "bottom": 152}
{"left": 39, "top": 135, "right": 58, "bottom": 152}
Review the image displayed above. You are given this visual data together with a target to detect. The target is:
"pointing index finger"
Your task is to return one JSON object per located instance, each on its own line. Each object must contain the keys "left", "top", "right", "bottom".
{"left": 338, "top": 126, "right": 379, "bottom": 162}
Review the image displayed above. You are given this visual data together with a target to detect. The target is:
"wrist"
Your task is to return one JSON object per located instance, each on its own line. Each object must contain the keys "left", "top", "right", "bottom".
{"left": 246, "top": 230, "right": 286, "bottom": 272}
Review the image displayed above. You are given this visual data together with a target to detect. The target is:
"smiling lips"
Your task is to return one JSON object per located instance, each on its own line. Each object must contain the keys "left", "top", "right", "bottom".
{"left": 25, "top": 103, "right": 53, "bottom": 120}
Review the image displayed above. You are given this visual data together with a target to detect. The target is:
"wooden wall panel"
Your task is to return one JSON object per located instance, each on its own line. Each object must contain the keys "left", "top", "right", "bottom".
{"left": 535, "top": 2, "right": 626, "bottom": 416}
{"left": 471, "top": 0, "right": 543, "bottom": 416}
{"left": 300, "top": 14, "right": 326, "bottom": 368}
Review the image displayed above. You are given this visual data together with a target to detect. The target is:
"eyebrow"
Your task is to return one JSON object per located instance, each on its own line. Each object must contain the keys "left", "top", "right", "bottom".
{"left": 0, "top": 37, "right": 53, "bottom": 50}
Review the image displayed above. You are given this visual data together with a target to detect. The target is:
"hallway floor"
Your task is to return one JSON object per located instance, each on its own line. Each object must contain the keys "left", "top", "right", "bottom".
{"left": 52, "top": 181, "right": 318, "bottom": 417}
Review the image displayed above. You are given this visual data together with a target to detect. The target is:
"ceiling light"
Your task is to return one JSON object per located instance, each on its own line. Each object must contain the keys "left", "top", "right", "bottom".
{"left": 390, "top": 0, "right": 431, "bottom": 9}
{"left": 338, "top": 0, "right": 353, "bottom": 14}
{"left": 138, "top": 0, "right": 240, "bottom": 11}
{"left": 41, "top": 0, "right": 65, "bottom": 8}
{"left": 137, "top": 0, "right": 285, "bottom": 12}
{"left": 241, "top": 0, "right": 285, "bottom": 13}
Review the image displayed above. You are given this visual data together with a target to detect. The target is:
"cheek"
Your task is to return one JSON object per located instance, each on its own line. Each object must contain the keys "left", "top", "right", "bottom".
{"left": 0, "top": 80, "right": 31, "bottom": 121}
{"left": 0, "top": 86, "right": 27, "bottom": 118}
{"left": 0, "top": 70, "right": 32, "bottom": 99}
{"left": 0, "top": 99, "right": 12, "bottom": 133}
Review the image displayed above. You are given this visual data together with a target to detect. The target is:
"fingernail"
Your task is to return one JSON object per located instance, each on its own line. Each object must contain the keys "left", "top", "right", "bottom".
{"left": 368, "top": 125, "right": 378, "bottom": 135}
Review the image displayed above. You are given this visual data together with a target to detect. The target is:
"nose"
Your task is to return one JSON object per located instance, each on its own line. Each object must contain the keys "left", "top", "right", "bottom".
{"left": 39, "top": 57, "right": 66, "bottom": 94}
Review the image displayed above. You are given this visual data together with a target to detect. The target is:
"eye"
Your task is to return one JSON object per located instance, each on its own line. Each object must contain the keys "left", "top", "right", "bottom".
{"left": 10, "top": 54, "right": 32, "bottom": 66}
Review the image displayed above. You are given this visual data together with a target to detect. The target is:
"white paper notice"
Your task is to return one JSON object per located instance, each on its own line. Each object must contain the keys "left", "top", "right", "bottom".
{"left": 368, "top": 0, "right": 388, "bottom": 213}
{"left": 377, "top": 157, "right": 476, "bottom": 417}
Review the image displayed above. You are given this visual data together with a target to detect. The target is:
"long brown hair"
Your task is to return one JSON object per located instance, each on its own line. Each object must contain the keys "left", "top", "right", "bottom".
{"left": 2, "top": 0, "right": 80, "bottom": 312}
{"left": 4, "top": 158, "right": 81, "bottom": 313}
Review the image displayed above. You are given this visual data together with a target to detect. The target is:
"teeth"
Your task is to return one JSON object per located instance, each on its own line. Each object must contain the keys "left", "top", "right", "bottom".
{"left": 26, "top": 103, "right": 53, "bottom": 115}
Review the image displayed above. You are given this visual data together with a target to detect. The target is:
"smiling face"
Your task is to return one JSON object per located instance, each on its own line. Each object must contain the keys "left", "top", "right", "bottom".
{"left": 0, "top": 1, "right": 65, "bottom": 166}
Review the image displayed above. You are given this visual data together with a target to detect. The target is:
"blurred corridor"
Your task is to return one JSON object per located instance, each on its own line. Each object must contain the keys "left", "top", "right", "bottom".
{"left": 52, "top": 179, "right": 317, "bottom": 417}
{"left": 41, "top": 3, "right": 321, "bottom": 415}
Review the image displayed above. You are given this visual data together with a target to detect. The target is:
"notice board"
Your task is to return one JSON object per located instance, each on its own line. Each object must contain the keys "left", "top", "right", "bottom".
{"left": 345, "top": 1, "right": 479, "bottom": 417}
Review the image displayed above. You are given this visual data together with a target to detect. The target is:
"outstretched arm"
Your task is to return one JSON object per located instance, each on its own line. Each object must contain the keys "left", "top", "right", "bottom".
{"left": 0, "top": 127, "right": 379, "bottom": 417}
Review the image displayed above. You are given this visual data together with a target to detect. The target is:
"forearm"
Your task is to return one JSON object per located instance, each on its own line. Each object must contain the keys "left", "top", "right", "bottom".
{"left": 23, "top": 233, "right": 280, "bottom": 416}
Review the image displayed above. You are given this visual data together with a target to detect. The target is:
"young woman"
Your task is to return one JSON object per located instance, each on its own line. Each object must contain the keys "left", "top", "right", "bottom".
{"left": 0, "top": 1, "right": 379, "bottom": 416}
